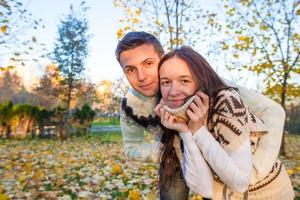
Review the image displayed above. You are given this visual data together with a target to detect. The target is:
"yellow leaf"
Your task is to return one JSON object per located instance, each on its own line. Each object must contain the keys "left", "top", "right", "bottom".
{"left": 287, "top": 169, "right": 294, "bottom": 175}
{"left": 0, "top": 194, "right": 10, "bottom": 200}
{"left": 18, "top": 175, "right": 26, "bottom": 183}
{"left": 124, "top": 26, "right": 130, "bottom": 31}
{"left": 5, "top": 165, "right": 12, "bottom": 170}
{"left": 111, "top": 164, "right": 122, "bottom": 174}
{"left": 117, "top": 29, "right": 124, "bottom": 39}
{"left": 128, "top": 189, "right": 140, "bottom": 200}
{"left": 132, "top": 18, "right": 139, "bottom": 24}
{"left": 145, "top": 191, "right": 156, "bottom": 200}
{"left": 296, "top": 9, "right": 300, "bottom": 15}
{"left": 154, "top": 20, "right": 161, "bottom": 26}
{"left": 55, "top": 167, "right": 64, "bottom": 175}
{"left": 192, "top": 194, "right": 203, "bottom": 200}
{"left": 1, "top": 26, "right": 7, "bottom": 33}
{"left": 135, "top": 8, "right": 142, "bottom": 16}
{"left": 238, "top": 35, "right": 247, "bottom": 42}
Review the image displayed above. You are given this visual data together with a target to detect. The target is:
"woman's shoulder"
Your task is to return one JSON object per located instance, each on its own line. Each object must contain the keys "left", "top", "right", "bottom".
{"left": 213, "top": 88, "right": 246, "bottom": 117}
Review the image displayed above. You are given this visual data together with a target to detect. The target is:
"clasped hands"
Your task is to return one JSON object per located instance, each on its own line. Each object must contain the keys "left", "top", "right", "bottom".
{"left": 154, "top": 91, "right": 209, "bottom": 135}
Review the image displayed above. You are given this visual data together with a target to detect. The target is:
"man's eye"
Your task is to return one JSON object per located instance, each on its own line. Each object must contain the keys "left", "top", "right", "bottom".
{"left": 125, "top": 68, "right": 135, "bottom": 74}
{"left": 145, "top": 62, "right": 153, "bottom": 67}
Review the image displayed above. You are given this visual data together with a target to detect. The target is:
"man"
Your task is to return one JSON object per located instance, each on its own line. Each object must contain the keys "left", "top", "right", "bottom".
{"left": 115, "top": 31, "right": 286, "bottom": 199}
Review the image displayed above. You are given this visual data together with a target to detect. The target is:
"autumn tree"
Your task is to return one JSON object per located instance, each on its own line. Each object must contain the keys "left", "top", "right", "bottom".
{"left": 33, "top": 64, "right": 64, "bottom": 108}
{"left": 220, "top": 0, "right": 300, "bottom": 110}
{"left": 74, "top": 81, "right": 97, "bottom": 108}
{"left": 0, "top": 66, "right": 25, "bottom": 103}
{"left": 114, "top": 0, "right": 220, "bottom": 50}
{"left": 52, "top": 1, "right": 90, "bottom": 136}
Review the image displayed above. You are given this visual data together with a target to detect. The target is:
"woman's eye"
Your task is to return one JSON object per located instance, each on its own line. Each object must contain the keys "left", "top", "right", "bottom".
{"left": 161, "top": 81, "right": 169, "bottom": 86}
{"left": 181, "top": 80, "right": 189, "bottom": 84}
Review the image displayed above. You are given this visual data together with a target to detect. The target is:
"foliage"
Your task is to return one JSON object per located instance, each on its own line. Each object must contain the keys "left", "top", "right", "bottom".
{"left": 33, "top": 63, "right": 64, "bottom": 108}
{"left": 0, "top": 101, "right": 97, "bottom": 139}
{"left": 114, "top": 0, "right": 220, "bottom": 51}
{"left": 220, "top": 0, "right": 300, "bottom": 109}
{"left": 72, "top": 103, "right": 96, "bottom": 135}
{"left": 0, "top": 67, "right": 25, "bottom": 103}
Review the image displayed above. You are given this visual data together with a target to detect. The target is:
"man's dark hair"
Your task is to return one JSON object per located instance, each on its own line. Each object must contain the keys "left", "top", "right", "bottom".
{"left": 115, "top": 31, "right": 164, "bottom": 63}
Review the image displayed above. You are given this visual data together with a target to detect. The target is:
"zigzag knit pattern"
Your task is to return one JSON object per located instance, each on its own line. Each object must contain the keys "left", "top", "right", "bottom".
{"left": 209, "top": 89, "right": 249, "bottom": 153}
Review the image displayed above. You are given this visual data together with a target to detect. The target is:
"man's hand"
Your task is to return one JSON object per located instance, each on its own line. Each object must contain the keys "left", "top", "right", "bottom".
{"left": 187, "top": 91, "right": 209, "bottom": 134}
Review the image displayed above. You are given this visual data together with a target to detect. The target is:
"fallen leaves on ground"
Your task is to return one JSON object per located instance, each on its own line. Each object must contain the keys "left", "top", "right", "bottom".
{"left": 0, "top": 134, "right": 299, "bottom": 199}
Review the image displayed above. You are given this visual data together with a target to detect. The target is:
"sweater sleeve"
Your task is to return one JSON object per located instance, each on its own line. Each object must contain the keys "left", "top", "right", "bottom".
{"left": 190, "top": 89, "right": 252, "bottom": 193}
{"left": 236, "top": 85, "right": 285, "bottom": 184}
{"left": 192, "top": 126, "right": 252, "bottom": 193}
{"left": 179, "top": 131, "right": 214, "bottom": 198}
{"left": 120, "top": 110, "right": 161, "bottom": 163}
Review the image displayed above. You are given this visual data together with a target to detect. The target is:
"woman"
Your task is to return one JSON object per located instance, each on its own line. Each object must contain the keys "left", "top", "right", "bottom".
{"left": 155, "top": 46, "right": 294, "bottom": 199}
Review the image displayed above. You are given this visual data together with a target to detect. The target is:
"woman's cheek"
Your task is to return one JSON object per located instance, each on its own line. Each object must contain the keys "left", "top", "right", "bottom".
{"left": 161, "top": 87, "right": 170, "bottom": 99}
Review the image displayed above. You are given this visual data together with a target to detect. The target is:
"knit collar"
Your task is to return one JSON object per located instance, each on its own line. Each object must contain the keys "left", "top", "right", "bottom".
{"left": 129, "top": 88, "right": 159, "bottom": 102}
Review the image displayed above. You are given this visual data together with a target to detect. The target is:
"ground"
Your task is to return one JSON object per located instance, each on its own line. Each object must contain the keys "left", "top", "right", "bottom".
{"left": 0, "top": 133, "right": 299, "bottom": 200}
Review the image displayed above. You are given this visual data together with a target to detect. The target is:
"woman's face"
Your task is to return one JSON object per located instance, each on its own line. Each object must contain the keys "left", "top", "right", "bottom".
{"left": 160, "top": 56, "right": 198, "bottom": 108}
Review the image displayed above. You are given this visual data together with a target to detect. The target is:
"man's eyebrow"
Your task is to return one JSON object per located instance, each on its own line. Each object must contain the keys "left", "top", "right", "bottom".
{"left": 142, "top": 58, "right": 155, "bottom": 64}
{"left": 123, "top": 65, "right": 135, "bottom": 70}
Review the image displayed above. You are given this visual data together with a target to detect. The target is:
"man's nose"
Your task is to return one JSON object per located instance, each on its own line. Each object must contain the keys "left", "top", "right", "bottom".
{"left": 137, "top": 69, "right": 147, "bottom": 82}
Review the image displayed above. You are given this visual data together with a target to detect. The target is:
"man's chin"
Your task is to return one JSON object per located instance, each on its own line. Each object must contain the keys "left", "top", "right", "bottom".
{"left": 136, "top": 88, "right": 157, "bottom": 97}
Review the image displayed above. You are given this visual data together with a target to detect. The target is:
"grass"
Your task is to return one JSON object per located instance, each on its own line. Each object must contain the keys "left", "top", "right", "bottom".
{"left": 92, "top": 116, "right": 120, "bottom": 126}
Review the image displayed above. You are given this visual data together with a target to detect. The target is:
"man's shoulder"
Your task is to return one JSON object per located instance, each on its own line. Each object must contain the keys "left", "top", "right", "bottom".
{"left": 121, "top": 88, "right": 161, "bottom": 128}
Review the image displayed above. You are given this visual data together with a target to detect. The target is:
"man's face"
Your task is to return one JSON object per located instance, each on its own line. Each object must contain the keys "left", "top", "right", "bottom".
{"left": 119, "top": 44, "right": 161, "bottom": 97}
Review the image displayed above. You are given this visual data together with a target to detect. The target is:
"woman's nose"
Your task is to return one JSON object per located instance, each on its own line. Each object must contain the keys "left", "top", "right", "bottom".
{"left": 168, "top": 84, "right": 180, "bottom": 96}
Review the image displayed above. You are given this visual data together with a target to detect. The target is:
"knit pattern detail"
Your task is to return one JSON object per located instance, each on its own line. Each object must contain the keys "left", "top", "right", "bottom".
{"left": 209, "top": 89, "right": 249, "bottom": 154}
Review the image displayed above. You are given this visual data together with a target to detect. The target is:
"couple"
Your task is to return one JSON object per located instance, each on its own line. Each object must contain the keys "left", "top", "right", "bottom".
{"left": 115, "top": 32, "right": 294, "bottom": 199}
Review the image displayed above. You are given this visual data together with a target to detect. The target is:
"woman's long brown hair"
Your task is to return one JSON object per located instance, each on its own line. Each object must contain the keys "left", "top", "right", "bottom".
{"left": 158, "top": 46, "right": 232, "bottom": 192}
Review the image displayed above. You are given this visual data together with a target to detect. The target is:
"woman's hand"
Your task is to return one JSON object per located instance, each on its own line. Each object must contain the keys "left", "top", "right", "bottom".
{"left": 154, "top": 102, "right": 188, "bottom": 133}
{"left": 187, "top": 91, "right": 209, "bottom": 135}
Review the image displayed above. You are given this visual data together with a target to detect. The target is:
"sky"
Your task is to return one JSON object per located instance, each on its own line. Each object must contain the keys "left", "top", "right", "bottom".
{"left": 6, "top": 0, "right": 125, "bottom": 86}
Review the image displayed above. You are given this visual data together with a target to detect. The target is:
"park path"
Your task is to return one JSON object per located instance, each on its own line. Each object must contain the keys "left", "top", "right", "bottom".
{"left": 90, "top": 125, "right": 121, "bottom": 133}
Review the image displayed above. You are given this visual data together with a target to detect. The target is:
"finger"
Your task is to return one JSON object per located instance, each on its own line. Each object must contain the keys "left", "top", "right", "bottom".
{"left": 192, "top": 96, "right": 204, "bottom": 109}
{"left": 159, "top": 108, "right": 166, "bottom": 122}
{"left": 154, "top": 104, "right": 163, "bottom": 116}
{"left": 163, "top": 109, "right": 170, "bottom": 122}
{"left": 168, "top": 115, "right": 177, "bottom": 123}
{"left": 189, "top": 102, "right": 204, "bottom": 118}
{"left": 196, "top": 91, "right": 209, "bottom": 107}
{"left": 186, "top": 109, "right": 198, "bottom": 121}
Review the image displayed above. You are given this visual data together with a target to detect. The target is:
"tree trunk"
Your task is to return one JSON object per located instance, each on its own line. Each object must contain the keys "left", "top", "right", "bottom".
{"left": 280, "top": 72, "right": 288, "bottom": 156}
